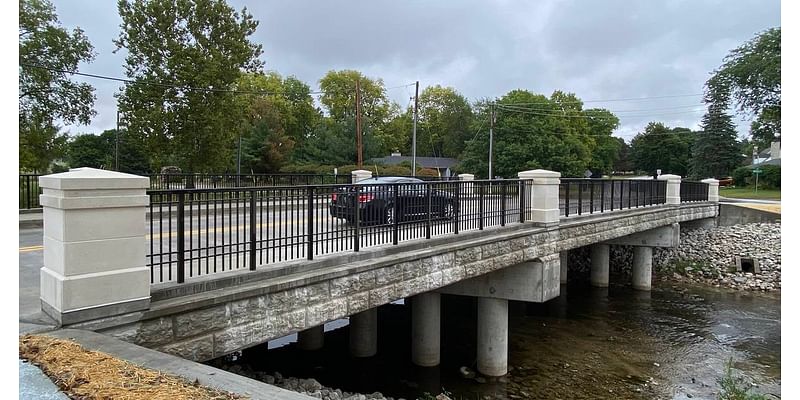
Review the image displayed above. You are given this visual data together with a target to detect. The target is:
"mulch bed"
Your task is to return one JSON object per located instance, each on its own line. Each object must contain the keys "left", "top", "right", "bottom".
{"left": 19, "top": 334, "right": 247, "bottom": 400}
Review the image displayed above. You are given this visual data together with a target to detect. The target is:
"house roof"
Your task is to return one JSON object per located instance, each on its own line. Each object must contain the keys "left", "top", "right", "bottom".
{"left": 750, "top": 158, "right": 781, "bottom": 168}
{"left": 370, "top": 156, "right": 459, "bottom": 169}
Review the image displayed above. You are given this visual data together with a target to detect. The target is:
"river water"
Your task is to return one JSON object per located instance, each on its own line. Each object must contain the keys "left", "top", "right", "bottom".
{"left": 217, "top": 281, "right": 780, "bottom": 399}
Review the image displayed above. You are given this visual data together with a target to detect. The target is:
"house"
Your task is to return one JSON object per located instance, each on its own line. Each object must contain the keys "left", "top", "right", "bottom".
{"left": 751, "top": 141, "right": 780, "bottom": 168}
{"left": 370, "top": 152, "right": 459, "bottom": 177}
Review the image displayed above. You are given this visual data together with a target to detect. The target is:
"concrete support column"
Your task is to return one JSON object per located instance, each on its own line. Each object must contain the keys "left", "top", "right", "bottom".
{"left": 411, "top": 292, "right": 441, "bottom": 367}
{"left": 351, "top": 169, "right": 372, "bottom": 183}
{"left": 477, "top": 297, "right": 508, "bottom": 377}
{"left": 559, "top": 251, "right": 568, "bottom": 284}
{"left": 349, "top": 308, "right": 377, "bottom": 357}
{"left": 517, "top": 169, "right": 561, "bottom": 226}
{"left": 658, "top": 174, "right": 682, "bottom": 205}
{"left": 632, "top": 246, "right": 653, "bottom": 291}
{"left": 701, "top": 178, "right": 720, "bottom": 202}
{"left": 39, "top": 168, "right": 150, "bottom": 324}
{"left": 458, "top": 173, "right": 475, "bottom": 196}
{"left": 590, "top": 244, "right": 610, "bottom": 288}
{"left": 297, "top": 326, "right": 324, "bottom": 351}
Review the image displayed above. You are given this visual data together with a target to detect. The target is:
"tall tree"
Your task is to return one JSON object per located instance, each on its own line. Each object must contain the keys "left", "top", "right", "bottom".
{"left": 706, "top": 27, "right": 780, "bottom": 144}
{"left": 318, "top": 70, "right": 396, "bottom": 157}
{"left": 416, "top": 85, "right": 474, "bottom": 158}
{"left": 612, "top": 137, "right": 633, "bottom": 173}
{"left": 630, "top": 122, "right": 696, "bottom": 176}
{"left": 585, "top": 108, "right": 621, "bottom": 176}
{"left": 19, "top": 0, "right": 95, "bottom": 172}
{"left": 115, "top": 0, "right": 263, "bottom": 172}
{"left": 690, "top": 103, "right": 742, "bottom": 179}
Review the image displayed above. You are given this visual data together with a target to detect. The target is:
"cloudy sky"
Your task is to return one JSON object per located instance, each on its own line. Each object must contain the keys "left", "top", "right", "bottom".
{"left": 50, "top": 0, "right": 780, "bottom": 142}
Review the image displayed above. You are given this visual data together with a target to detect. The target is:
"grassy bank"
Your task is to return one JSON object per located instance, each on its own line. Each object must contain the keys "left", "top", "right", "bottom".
{"left": 719, "top": 186, "right": 781, "bottom": 200}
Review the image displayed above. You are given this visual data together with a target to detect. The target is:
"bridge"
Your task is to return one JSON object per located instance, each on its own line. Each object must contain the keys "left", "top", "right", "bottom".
{"left": 36, "top": 168, "right": 719, "bottom": 377}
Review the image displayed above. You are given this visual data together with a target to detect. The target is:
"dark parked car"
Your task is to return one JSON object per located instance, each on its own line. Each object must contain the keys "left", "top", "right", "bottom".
{"left": 329, "top": 177, "right": 457, "bottom": 224}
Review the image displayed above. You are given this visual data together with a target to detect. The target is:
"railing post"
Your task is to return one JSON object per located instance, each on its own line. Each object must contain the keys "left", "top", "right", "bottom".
{"left": 600, "top": 180, "right": 605, "bottom": 212}
{"left": 307, "top": 186, "right": 314, "bottom": 260}
{"left": 518, "top": 180, "right": 525, "bottom": 223}
{"left": 250, "top": 190, "right": 257, "bottom": 269}
{"left": 500, "top": 182, "right": 506, "bottom": 226}
{"left": 426, "top": 184, "right": 432, "bottom": 239}
{"left": 176, "top": 192, "right": 185, "bottom": 283}
{"left": 38, "top": 168, "right": 150, "bottom": 324}
{"left": 392, "top": 184, "right": 399, "bottom": 245}
{"left": 657, "top": 174, "right": 682, "bottom": 205}
{"left": 564, "top": 181, "right": 570, "bottom": 217}
{"left": 454, "top": 181, "right": 460, "bottom": 234}
{"left": 354, "top": 185, "right": 361, "bottom": 252}
{"left": 517, "top": 169, "right": 561, "bottom": 226}
{"left": 610, "top": 180, "right": 614, "bottom": 211}
{"left": 478, "top": 182, "right": 484, "bottom": 230}
{"left": 701, "top": 178, "right": 719, "bottom": 202}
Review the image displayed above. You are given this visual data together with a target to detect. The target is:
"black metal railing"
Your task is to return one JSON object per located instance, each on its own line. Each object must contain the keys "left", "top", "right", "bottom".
{"left": 680, "top": 181, "right": 709, "bottom": 203}
{"left": 20, "top": 174, "right": 43, "bottom": 209}
{"left": 559, "top": 179, "right": 667, "bottom": 217}
{"left": 18, "top": 172, "right": 455, "bottom": 209}
{"left": 146, "top": 179, "right": 532, "bottom": 284}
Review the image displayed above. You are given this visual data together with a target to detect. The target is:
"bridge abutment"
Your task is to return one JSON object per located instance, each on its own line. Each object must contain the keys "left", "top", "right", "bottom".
{"left": 411, "top": 292, "right": 441, "bottom": 367}
{"left": 349, "top": 308, "right": 377, "bottom": 357}
{"left": 477, "top": 297, "right": 508, "bottom": 377}
{"left": 590, "top": 244, "right": 610, "bottom": 288}
{"left": 560, "top": 251, "right": 568, "bottom": 284}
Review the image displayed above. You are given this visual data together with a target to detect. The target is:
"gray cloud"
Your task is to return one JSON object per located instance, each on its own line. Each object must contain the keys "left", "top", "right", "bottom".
{"left": 51, "top": 0, "right": 779, "bottom": 141}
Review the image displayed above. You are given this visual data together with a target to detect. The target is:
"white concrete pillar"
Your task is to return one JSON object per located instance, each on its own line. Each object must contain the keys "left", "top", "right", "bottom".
{"left": 657, "top": 174, "right": 682, "bottom": 205}
{"left": 349, "top": 308, "right": 377, "bottom": 357}
{"left": 39, "top": 168, "right": 150, "bottom": 324}
{"left": 517, "top": 169, "right": 561, "bottom": 226}
{"left": 411, "top": 292, "right": 441, "bottom": 367}
{"left": 458, "top": 173, "right": 475, "bottom": 196}
{"left": 701, "top": 178, "right": 720, "bottom": 202}
{"left": 632, "top": 246, "right": 653, "bottom": 291}
{"left": 297, "top": 325, "right": 324, "bottom": 351}
{"left": 477, "top": 297, "right": 508, "bottom": 377}
{"left": 590, "top": 244, "right": 610, "bottom": 288}
{"left": 351, "top": 169, "right": 372, "bottom": 183}
{"left": 559, "top": 251, "right": 568, "bottom": 284}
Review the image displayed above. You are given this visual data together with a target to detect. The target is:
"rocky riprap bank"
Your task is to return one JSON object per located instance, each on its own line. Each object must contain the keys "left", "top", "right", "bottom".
{"left": 567, "top": 222, "right": 781, "bottom": 291}
{"left": 216, "top": 364, "right": 426, "bottom": 400}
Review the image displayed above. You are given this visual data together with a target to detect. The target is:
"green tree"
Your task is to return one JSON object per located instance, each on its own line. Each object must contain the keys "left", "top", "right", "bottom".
{"left": 706, "top": 27, "right": 780, "bottom": 144}
{"left": 416, "top": 85, "right": 474, "bottom": 158}
{"left": 585, "top": 108, "right": 621, "bottom": 176}
{"left": 318, "top": 70, "right": 396, "bottom": 157}
{"left": 115, "top": 0, "right": 263, "bottom": 172}
{"left": 460, "top": 91, "right": 596, "bottom": 178}
{"left": 690, "top": 102, "right": 742, "bottom": 179}
{"left": 19, "top": 0, "right": 96, "bottom": 172}
{"left": 67, "top": 133, "right": 110, "bottom": 169}
{"left": 612, "top": 137, "right": 633, "bottom": 173}
{"left": 630, "top": 122, "right": 696, "bottom": 176}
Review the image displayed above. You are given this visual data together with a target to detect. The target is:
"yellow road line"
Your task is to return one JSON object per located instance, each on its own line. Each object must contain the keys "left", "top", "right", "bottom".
{"left": 19, "top": 245, "right": 43, "bottom": 253}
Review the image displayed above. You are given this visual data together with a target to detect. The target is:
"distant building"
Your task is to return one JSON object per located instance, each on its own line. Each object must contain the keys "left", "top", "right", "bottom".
{"left": 751, "top": 141, "right": 780, "bottom": 168}
{"left": 371, "top": 152, "right": 459, "bottom": 177}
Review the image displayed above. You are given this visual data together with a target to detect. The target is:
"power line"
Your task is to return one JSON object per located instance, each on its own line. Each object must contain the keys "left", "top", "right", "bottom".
{"left": 497, "top": 103, "right": 705, "bottom": 114}
{"left": 499, "top": 93, "right": 704, "bottom": 106}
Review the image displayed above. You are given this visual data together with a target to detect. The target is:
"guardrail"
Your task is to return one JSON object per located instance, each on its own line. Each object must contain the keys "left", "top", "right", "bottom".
{"left": 146, "top": 179, "right": 531, "bottom": 284}
{"left": 559, "top": 178, "right": 667, "bottom": 216}
{"left": 680, "top": 181, "right": 709, "bottom": 203}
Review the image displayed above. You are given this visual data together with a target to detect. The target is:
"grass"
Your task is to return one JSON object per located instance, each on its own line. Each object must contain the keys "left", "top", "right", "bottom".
{"left": 19, "top": 334, "right": 245, "bottom": 400}
{"left": 717, "top": 358, "right": 768, "bottom": 400}
{"left": 719, "top": 186, "right": 780, "bottom": 200}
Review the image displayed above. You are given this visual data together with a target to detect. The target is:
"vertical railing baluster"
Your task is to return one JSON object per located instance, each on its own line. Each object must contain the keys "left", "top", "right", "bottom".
{"left": 454, "top": 181, "right": 460, "bottom": 234}
{"left": 354, "top": 185, "right": 360, "bottom": 252}
{"left": 307, "top": 186, "right": 314, "bottom": 260}
{"left": 500, "top": 182, "right": 506, "bottom": 226}
{"left": 392, "top": 184, "right": 399, "bottom": 245}
{"left": 610, "top": 180, "right": 614, "bottom": 211}
{"left": 426, "top": 184, "right": 432, "bottom": 240}
{"left": 177, "top": 192, "right": 185, "bottom": 283}
{"left": 589, "top": 180, "right": 595, "bottom": 214}
{"left": 600, "top": 180, "right": 605, "bottom": 213}
{"left": 250, "top": 190, "right": 257, "bottom": 270}
{"left": 518, "top": 180, "right": 525, "bottom": 223}
{"left": 577, "top": 181, "right": 583, "bottom": 215}
{"left": 479, "top": 182, "right": 484, "bottom": 230}
{"left": 564, "top": 181, "right": 570, "bottom": 217}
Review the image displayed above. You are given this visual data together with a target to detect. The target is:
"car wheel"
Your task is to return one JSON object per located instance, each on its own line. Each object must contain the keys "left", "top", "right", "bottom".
{"left": 384, "top": 204, "right": 396, "bottom": 224}
{"left": 441, "top": 201, "right": 455, "bottom": 220}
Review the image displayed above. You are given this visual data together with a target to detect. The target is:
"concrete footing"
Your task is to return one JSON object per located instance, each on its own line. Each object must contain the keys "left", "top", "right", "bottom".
{"left": 297, "top": 326, "right": 324, "bottom": 351}
{"left": 632, "top": 246, "right": 653, "bottom": 291}
{"left": 411, "top": 292, "right": 441, "bottom": 367}
{"left": 349, "top": 308, "right": 377, "bottom": 357}
{"left": 590, "top": 244, "right": 610, "bottom": 288}
{"left": 477, "top": 297, "right": 508, "bottom": 377}
{"left": 560, "top": 251, "right": 568, "bottom": 284}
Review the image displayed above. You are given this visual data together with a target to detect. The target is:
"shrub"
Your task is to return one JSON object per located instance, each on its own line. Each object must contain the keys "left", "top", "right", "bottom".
{"left": 732, "top": 166, "right": 751, "bottom": 187}
{"left": 759, "top": 165, "right": 780, "bottom": 189}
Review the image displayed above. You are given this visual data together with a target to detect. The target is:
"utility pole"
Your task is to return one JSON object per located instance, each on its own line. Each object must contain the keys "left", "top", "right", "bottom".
{"left": 412, "top": 80, "right": 419, "bottom": 176}
{"left": 488, "top": 104, "right": 495, "bottom": 180}
{"left": 356, "top": 79, "right": 363, "bottom": 168}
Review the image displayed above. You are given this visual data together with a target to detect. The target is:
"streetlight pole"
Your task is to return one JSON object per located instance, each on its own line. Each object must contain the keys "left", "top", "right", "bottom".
{"left": 115, "top": 110, "right": 120, "bottom": 171}
{"left": 488, "top": 104, "right": 495, "bottom": 180}
{"left": 412, "top": 80, "right": 419, "bottom": 176}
